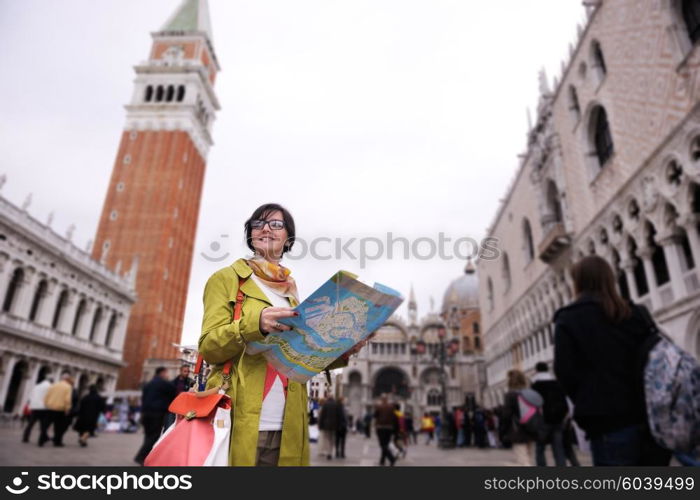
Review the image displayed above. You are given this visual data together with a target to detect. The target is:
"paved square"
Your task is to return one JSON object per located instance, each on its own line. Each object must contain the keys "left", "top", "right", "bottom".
{"left": 0, "top": 423, "right": 589, "bottom": 467}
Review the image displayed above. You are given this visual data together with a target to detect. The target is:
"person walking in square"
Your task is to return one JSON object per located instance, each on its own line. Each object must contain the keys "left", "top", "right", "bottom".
{"left": 531, "top": 361, "right": 568, "bottom": 466}
{"left": 374, "top": 395, "right": 398, "bottom": 466}
{"left": 503, "top": 369, "right": 537, "bottom": 466}
{"left": 134, "top": 367, "right": 176, "bottom": 465}
{"left": 318, "top": 396, "right": 339, "bottom": 460}
{"left": 73, "top": 385, "right": 106, "bottom": 447}
{"left": 22, "top": 376, "right": 52, "bottom": 444}
{"left": 41, "top": 371, "right": 74, "bottom": 447}
{"left": 335, "top": 397, "right": 348, "bottom": 459}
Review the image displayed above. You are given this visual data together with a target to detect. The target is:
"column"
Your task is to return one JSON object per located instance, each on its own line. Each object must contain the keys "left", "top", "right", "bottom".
{"left": 76, "top": 299, "right": 96, "bottom": 340}
{"left": 659, "top": 235, "right": 687, "bottom": 302}
{"left": 36, "top": 280, "right": 58, "bottom": 328}
{"left": 0, "top": 352, "right": 18, "bottom": 411}
{"left": 620, "top": 258, "right": 640, "bottom": 302}
{"left": 639, "top": 247, "right": 661, "bottom": 310}
{"left": 14, "top": 268, "right": 38, "bottom": 319}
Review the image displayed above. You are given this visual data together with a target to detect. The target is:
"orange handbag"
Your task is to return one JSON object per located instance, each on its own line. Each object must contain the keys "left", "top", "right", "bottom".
{"left": 167, "top": 277, "right": 248, "bottom": 419}
{"left": 144, "top": 279, "right": 247, "bottom": 467}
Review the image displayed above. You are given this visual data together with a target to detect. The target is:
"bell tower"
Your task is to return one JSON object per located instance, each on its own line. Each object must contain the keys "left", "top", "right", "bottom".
{"left": 92, "top": 0, "right": 220, "bottom": 389}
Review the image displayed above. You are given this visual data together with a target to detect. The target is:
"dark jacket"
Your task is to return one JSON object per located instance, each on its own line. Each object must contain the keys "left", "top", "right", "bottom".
{"left": 553, "top": 295, "right": 652, "bottom": 437}
{"left": 172, "top": 375, "right": 194, "bottom": 395}
{"left": 318, "top": 398, "right": 339, "bottom": 431}
{"left": 141, "top": 376, "right": 177, "bottom": 414}
{"left": 74, "top": 390, "right": 106, "bottom": 433}
{"left": 531, "top": 373, "right": 568, "bottom": 425}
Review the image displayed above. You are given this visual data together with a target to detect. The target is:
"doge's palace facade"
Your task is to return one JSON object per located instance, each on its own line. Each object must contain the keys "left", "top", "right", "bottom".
{"left": 478, "top": 0, "right": 700, "bottom": 407}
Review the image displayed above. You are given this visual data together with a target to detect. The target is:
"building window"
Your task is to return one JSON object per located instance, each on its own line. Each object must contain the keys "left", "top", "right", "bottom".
{"left": 116, "top": 182, "right": 125, "bottom": 192}
{"left": 628, "top": 237, "right": 649, "bottom": 297}
{"left": 129, "top": 130, "right": 138, "bottom": 141}
{"left": 29, "top": 279, "right": 48, "bottom": 322}
{"left": 177, "top": 85, "right": 186, "bottom": 102}
{"left": 89, "top": 307, "right": 102, "bottom": 342}
{"left": 522, "top": 218, "right": 535, "bottom": 264}
{"left": 568, "top": 85, "right": 581, "bottom": 122}
{"left": 72, "top": 299, "right": 86, "bottom": 336}
{"left": 591, "top": 40, "right": 607, "bottom": 81}
{"left": 683, "top": 0, "right": 700, "bottom": 44}
{"left": 590, "top": 105, "right": 614, "bottom": 168}
{"left": 156, "top": 85, "right": 164, "bottom": 102}
{"left": 680, "top": 229, "right": 696, "bottom": 271}
{"left": 110, "top": 210, "right": 118, "bottom": 221}
{"left": 427, "top": 389, "right": 442, "bottom": 406}
{"left": 123, "top": 154, "right": 131, "bottom": 165}
{"left": 646, "top": 222, "right": 670, "bottom": 286}
{"left": 105, "top": 313, "right": 117, "bottom": 347}
{"left": 166, "top": 85, "right": 175, "bottom": 102}
{"left": 52, "top": 289, "right": 69, "bottom": 329}
{"left": 144, "top": 85, "right": 153, "bottom": 102}
{"left": 487, "top": 278, "right": 494, "bottom": 311}
{"left": 502, "top": 252, "right": 511, "bottom": 293}
{"left": 2, "top": 268, "right": 24, "bottom": 313}
{"left": 473, "top": 321, "right": 480, "bottom": 334}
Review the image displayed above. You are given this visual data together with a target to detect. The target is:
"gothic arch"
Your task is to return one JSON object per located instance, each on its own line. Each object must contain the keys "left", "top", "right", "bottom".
{"left": 372, "top": 366, "right": 410, "bottom": 398}
{"left": 2, "top": 267, "right": 25, "bottom": 313}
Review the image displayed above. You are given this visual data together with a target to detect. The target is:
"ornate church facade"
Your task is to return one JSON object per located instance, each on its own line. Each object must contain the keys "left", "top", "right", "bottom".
{"left": 340, "top": 262, "right": 486, "bottom": 421}
{"left": 478, "top": 0, "right": 700, "bottom": 408}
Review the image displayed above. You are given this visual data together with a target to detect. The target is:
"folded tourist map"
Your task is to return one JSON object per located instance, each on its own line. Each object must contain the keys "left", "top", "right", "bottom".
{"left": 246, "top": 271, "right": 404, "bottom": 383}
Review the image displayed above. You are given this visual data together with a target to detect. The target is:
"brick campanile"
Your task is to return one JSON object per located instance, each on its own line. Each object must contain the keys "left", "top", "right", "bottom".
{"left": 93, "top": 0, "right": 220, "bottom": 389}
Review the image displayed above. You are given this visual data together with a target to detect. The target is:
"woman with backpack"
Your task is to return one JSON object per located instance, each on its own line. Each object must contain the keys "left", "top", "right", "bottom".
{"left": 553, "top": 255, "right": 671, "bottom": 466}
{"left": 502, "top": 369, "right": 538, "bottom": 465}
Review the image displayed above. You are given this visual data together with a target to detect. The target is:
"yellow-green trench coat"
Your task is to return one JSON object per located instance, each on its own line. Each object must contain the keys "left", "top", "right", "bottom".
{"left": 198, "top": 258, "right": 344, "bottom": 466}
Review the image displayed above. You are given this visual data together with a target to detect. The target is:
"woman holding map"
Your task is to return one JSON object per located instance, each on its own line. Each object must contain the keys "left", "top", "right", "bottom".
{"left": 198, "top": 203, "right": 364, "bottom": 466}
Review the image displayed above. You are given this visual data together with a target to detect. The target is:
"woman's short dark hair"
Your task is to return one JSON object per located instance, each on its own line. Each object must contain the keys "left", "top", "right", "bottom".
{"left": 244, "top": 203, "right": 295, "bottom": 255}
{"left": 570, "top": 255, "right": 631, "bottom": 323}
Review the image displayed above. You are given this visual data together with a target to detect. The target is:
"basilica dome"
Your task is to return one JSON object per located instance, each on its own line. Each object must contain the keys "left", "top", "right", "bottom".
{"left": 441, "top": 259, "right": 479, "bottom": 313}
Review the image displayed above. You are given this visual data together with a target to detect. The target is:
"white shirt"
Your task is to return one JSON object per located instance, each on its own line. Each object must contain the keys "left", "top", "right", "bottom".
{"left": 29, "top": 380, "right": 52, "bottom": 410}
{"left": 250, "top": 274, "right": 290, "bottom": 431}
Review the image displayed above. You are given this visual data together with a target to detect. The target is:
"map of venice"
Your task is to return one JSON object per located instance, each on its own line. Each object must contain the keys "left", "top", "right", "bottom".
{"left": 247, "top": 271, "right": 404, "bottom": 383}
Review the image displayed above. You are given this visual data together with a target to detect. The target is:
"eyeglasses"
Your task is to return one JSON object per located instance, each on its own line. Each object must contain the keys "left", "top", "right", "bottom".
{"left": 250, "top": 219, "right": 285, "bottom": 230}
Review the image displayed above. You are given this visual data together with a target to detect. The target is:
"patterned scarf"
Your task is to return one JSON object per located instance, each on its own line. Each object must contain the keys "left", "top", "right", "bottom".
{"left": 246, "top": 256, "right": 300, "bottom": 303}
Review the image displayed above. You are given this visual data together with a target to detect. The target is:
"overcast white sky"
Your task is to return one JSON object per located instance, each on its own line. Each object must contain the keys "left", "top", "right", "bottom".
{"left": 0, "top": 0, "right": 586, "bottom": 346}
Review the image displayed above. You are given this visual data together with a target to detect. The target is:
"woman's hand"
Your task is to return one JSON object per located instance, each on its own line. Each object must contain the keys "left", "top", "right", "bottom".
{"left": 341, "top": 331, "right": 378, "bottom": 360}
{"left": 259, "top": 307, "right": 298, "bottom": 335}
